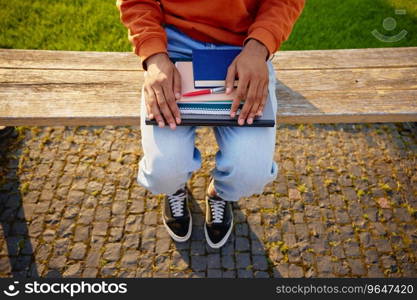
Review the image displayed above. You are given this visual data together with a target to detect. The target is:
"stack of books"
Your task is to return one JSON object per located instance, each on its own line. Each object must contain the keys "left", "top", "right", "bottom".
{"left": 145, "top": 49, "right": 275, "bottom": 127}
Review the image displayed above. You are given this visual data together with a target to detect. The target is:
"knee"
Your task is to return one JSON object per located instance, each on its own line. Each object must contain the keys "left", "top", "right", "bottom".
{"left": 137, "top": 158, "right": 188, "bottom": 194}
{"left": 226, "top": 154, "right": 278, "bottom": 194}
{"left": 237, "top": 160, "right": 277, "bottom": 191}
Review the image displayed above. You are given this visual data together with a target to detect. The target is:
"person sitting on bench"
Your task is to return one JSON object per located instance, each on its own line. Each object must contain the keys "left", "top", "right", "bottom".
{"left": 117, "top": 0, "right": 305, "bottom": 248}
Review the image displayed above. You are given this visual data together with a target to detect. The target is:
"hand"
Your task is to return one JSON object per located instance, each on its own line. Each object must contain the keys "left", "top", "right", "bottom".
{"left": 144, "top": 53, "right": 182, "bottom": 129}
{"left": 225, "top": 39, "right": 269, "bottom": 125}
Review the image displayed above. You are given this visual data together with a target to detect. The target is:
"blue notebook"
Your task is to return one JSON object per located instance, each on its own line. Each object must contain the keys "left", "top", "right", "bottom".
{"left": 192, "top": 49, "right": 241, "bottom": 88}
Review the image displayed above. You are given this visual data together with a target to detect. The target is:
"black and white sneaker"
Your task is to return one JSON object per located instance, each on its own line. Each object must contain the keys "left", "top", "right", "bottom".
{"left": 204, "top": 194, "right": 234, "bottom": 248}
{"left": 162, "top": 186, "right": 192, "bottom": 242}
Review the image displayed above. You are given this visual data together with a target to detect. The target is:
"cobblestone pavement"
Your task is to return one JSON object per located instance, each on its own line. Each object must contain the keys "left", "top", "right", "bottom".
{"left": 0, "top": 123, "right": 416, "bottom": 278}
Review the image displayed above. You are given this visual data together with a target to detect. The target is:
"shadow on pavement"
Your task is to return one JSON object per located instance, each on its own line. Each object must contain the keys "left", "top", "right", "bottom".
{"left": 0, "top": 130, "right": 39, "bottom": 277}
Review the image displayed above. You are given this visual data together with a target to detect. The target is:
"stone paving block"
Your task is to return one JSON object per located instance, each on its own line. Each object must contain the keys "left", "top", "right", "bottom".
{"left": 235, "top": 223, "right": 249, "bottom": 236}
{"left": 142, "top": 227, "right": 156, "bottom": 240}
{"left": 69, "top": 243, "right": 87, "bottom": 260}
{"left": 263, "top": 213, "right": 279, "bottom": 226}
{"left": 54, "top": 238, "right": 70, "bottom": 256}
{"left": 77, "top": 207, "right": 95, "bottom": 224}
{"left": 249, "top": 224, "right": 264, "bottom": 240}
{"left": 347, "top": 258, "right": 367, "bottom": 276}
{"left": 171, "top": 251, "right": 189, "bottom": 271}
{"left": 82, "top": 267, "right": 98, "bottom": 278}
{"left": 63, "top": 263, "right": 82, "bottom": 277}
{"left": 191, "top": 256, "right": 207, "bottom": 272}
{"left": 140, "top": 239, "right": 155, "bottom": 252}
{"left": 343, "top": 240, "right": 362, "bottom": 257}
{"left": 103, "top": 243, "right": 121, "bottom": 262}
{"left": 74, "top": 226, "right": 90, "bottom": 242}
{"left": 109, "top": 227, "right": 124, "bottom": 242}
{"left": 191, "top": 226, "right": 205, "bottom": 241}
{"left": 85, "top": 249, "right": 101, "bottom": 268}
{"left": 174, "top": 240, "right": 190, "bottom": 251}
{"left": 273, "top": 263, "right": 289, "bottom": 278}
{"left": 112, "top": 201, "right": 127, "bottom": 215}
{"left": 235, "top": 237, "right": 250, "bottom": 252}
{"left": 237, "top": 269, "right": 253, "bottom": 278}
{"left": 317, "top": 256, "right": 332, "bottom": 274}
{"left": 191, "top": 241, "right": 206, "bottom": 255}
{"left": 288, "top": 264, "right": 304, "bottom": 277}
{"left": 251, "top": 239, "right": 266, "bottom": 255}
{"left": 236, "top": 253, "right": 251, "bottom": 269}
{"left": 130, "top": 198, "right": 145, "bottom": 214}
{"left": 222, "top": 255, "right": 235, "bottom": 270}
{"left": 100, "top": 262, "right": 118, "bottom": 277}
{"left": 207, "top": 254, "right": 221, "bottom": 269}
{"left": 254, "top": 271, "right": 270, "bottom": 278}
{"left": 374, "top": 238, "right": 393, "bottom": 253}
{"left": 48, "top": 256, "right": 67, "bottom": 270}
{"left": 247, "top": 214, "right": 261, "bottom": 225}
{"left": 92, "top": 222, "right": 108, "bottom": 236}
{"left": 332, "top": 261, "right": 350, "bottom": 276}
{"left": 155, "top": 239, "right": 171, "bottom": 254}
{"left": 138, "top": 254, "right": 154, "bottom": 269}
{"left": 222, "top": 270, "right": 236, "bottom": 278}
{"left": 207, "top": 269, "right": 222, "bottom": 278}
{"left": 265, "top": 230, "right": 281, "bottom": 243}
{"left": 125, "top": 215, "right": 142, "bottom": 232}
{"left": 123, "top": 233, "right": 140, "bottom": 249}
{"left": 154, "top": 254, "right": 170, "bottom": 272}
{"left": 252, "top": 255, "right": 268, "bottom": 271}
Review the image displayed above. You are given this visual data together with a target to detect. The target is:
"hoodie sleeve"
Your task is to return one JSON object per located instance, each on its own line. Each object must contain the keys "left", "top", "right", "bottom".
{"left": 244, "top": 0, "right": 305, "bottom": 58}
{"left": 116, "top": 0, "right": 168, "bottom": 69}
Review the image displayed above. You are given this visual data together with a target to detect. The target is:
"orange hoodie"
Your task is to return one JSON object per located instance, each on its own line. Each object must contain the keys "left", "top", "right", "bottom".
{"left": 117, "top": 0, "right": 305, "bottom": 66}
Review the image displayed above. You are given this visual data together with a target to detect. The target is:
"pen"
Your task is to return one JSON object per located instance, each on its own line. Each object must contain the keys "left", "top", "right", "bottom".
{"left": 182, "top": 87, "right": 226, "bottom": 97}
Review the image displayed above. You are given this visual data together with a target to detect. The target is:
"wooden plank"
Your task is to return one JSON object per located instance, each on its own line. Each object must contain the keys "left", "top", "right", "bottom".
{"left": 1, "top": 69, "right": 416, "bottom": 125}
{"left": 2, "top": 66, "right": 416, "bottom": 91}
{"left": 1, "top": 89, "right": 416, "bottom": 126}
{"left": 0, "top": 49, "right": 142, "bottom": 71}
{"left": 1, "top": 47, "right": 417, "bottom": 71}
{"left": 276, "top": 90, "right": 417, "bottom": 123}
{"left": 0, "top": 48, "right": 416, "bottom": 125}
{"left": 272, "top": 47, "right": 417, "bottom": 70}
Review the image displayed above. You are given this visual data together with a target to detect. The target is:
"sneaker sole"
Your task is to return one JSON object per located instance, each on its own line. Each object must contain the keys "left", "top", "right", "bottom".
{"left": 162, "top": 206, "right": 193, "bottom": 243}
{"left": 204, "top": 213, "right": 234, "bottom": 249}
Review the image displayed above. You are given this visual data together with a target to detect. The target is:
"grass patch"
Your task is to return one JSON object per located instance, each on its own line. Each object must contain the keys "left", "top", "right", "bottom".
{"left": 0, "top": 0, "right": 416, "bottom": 52}
{"left": 0, "top": 0, "right": 130, "bottom": 51}
{"left": 283, "top": 0, "right": 417, "bottom": 50}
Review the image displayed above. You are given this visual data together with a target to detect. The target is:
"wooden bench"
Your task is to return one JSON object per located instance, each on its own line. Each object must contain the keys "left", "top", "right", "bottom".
{"left": 0, "top": 47, "right": 416, "bottom": 126}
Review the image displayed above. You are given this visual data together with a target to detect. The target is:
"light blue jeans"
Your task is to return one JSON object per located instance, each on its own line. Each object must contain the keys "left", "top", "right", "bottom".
{"left": 138, "top": 25, "right": 278, "bottom": 201}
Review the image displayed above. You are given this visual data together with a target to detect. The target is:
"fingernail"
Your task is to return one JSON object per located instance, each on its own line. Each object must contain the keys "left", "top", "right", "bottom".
{"left": 170, "top": 123, "right": 176, "bottom": 130}
{"left": 238, "top": 119, "right": 244, "bottom": 126}
{"left": 175, "top": 93, "right": 181, "bottom": 99}
{"left": 176, "top": 117, "right": 181, "bottom": 124}
{"left": 230, "top": 112, "right": 236, "bottom": 118}
{"left": 149, "top": 114, "right": 154, "bottom": 119}
{"left": 248, "top": 118, "right": 253, "bottom": 124}
{"left": 158, "top": 122, "right": 164, "bottom": 128}
{"left": 226, "top": 88, "right": 231, "bottom": 94}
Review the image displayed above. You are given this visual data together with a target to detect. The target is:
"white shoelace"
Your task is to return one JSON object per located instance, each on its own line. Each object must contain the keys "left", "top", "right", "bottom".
{"left": 168, "top": 190, "right": 186, "bottom": 217}
{"left": 209, "top": 198, "right": 226, "bottom": 223}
